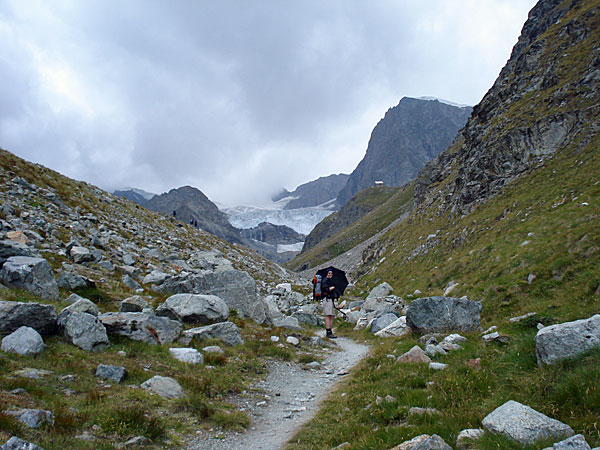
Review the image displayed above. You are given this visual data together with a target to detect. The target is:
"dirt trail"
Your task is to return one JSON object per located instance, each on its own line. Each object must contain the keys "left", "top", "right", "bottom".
{"left": 186, "top": 334, "right": 370, "bottom": 450}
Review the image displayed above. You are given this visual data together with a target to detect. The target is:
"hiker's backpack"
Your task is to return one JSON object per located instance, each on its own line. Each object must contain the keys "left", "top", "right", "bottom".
{"left": 312, "top": 274, "right": 323, "bottom": 301}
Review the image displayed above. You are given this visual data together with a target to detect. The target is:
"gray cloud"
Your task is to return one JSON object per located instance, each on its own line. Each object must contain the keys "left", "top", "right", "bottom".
{"left": 0, "top": 0, "right": 537, "bottom": 206}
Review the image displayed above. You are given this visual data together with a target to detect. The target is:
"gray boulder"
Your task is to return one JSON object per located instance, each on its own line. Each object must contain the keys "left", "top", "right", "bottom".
{"left": 95, "top": 364, "right": 127, "bottom": 383}
{"left": 371, "top": 313, "right": 399, "bottom": 334}
{"left": 156, "top": 269, "right": 271, "bottom": 325}
{"left": 542, "top": 434, "right": 592, "bottom": 450}
{"left": 0, "top": 300, "right": 57, "bottom": 335}
{"left": 99, "top": 312, "right": 182, "bottom": 345}
{"left": 1, "top": 436, "right": 45, "bottom": 450}
{"left": 366, "top": 282, "right": 393, "bottom": 300}
{"left": 291, "top": 311, "right": 323, "bottom": 327}
{"left": 482, "top": 400, "right": 574, "bottom": 444}
{"left": 456, "top": 429, "right": 485, "bottom": 450}
{"left": 122, "top": 274, "right": 142, "bottom": 291}
{"left": 1, "top": 326, "right": 45, "bottom": 355}
{"left": 547, "top": 434, "right": 591, "bottom": 450}
{"left": 406, "top": 296, "right": 481, "bottom": 333}
{"left": 5, "top": 408, "right": 54, "bottom": 428}
{"left": 156, "top": 293, "right": 229, "bottom": 324}
{"left": 69, "top": 246, "right": 94, "bottom": 264}
{"left": 179, "top": 321, "right": 244, "bottom": 346}
{"left": 0, "top": 256, "right": 59, "bottom": 300}
{"left": 0, "top": 239, "right": 39, "bottom": 265}
{"left": 119, "top": 295, "right": 150, "bottom": 313}
{"left": 143, "top": 270, "right": 169, "bottom": 285}
{"left": 535, "top": 315, "right": 600, "bottom": 365}
{"left": 56, "top": 271, "right": 88, "bottom": 290}
{"left": 169, "top": 347, "right": 204, "bottom": 364}
{"left": 375, "top": 316, "right": 410, "bottom": 338}
{"left": 272, "top": 315, "right": 302, "bottom": 330}
{"left": 57, "top": 298, "right": 99, "bottom": 328}
{"left": 141, "top": 375, "right": 184, "bottom": 399}
{"left": 62, "top": 312, "right": 109, "bottom": 351}
{"left": 414, "top": 435, "right": 452, "bottom": 450}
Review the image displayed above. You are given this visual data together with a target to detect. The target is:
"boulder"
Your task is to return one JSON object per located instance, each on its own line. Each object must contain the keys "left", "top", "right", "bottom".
{"left": 119, "top": 295, "right": 150, "bottom": 313}
{"left": 397, "top": 345, "right": 432, "bottom": 364}
{"left": 146, "top": 248, "right": 167, "bottom": 261}
{"left": 56, "top": 271, "right": 88, "bottom": 290}
{"left": 156, "top": 293, "right": 229, "bottom": 324}
{"left": 95, "top": 364, "right": 127, "bottom": 383}
{"left": 0, "top": 239, "right": 39, "bottom": 265}
{"left": 5, "top": 408, "right": 54, "bottom": 428}
{"left": 543, "top": 434, "right": 592, "bottom": 450}
{"left": 482, "top": 400, "right": 574, "bottom": 444}
{"left": 390, "top": 434, "right": 451, "bottom": 450}
{"left": 0, "top": 300, "right": 57, "bottom": 336}
{"left": 62, "top": 312, "right": 109, "bottom": 351}
{"left": 291, "top": 311, "right": 323, "bottom": 327}
{"left": 1, "top": 326, "right": 45, "bottom": 355}
{"left": 272, "top": 315, "right": 302, "bottom": 330}
{"left": 406, "top": 296, "right": 481, "bottom": 333}
{"left": 156, "top": 269, "right": 271, "bottom": 325}
{"left": 0, "top": 436, "right": 45, "bottom": 450}
{"left": 169, "top": 347, "right": 204, "bottom": 364}
{"left": 456, "top": 429, "right": 485, "bottom": 450}
{"left": 535, "top": 315, "right": 600, "bottom": 365}
{"left": 141, "top": 375, "right": 184, "bottom": 399}
{"left": 375, "top": 316, "right": 410, "bottom": 338}
{"left": 143, "top": 270, "right": 169, "bottom": 285}
{"left": 371, "top": 313, "right": 399, "bottom": 334}
{"left": 179, "top": 321, "right": 244, "bottom": 346}
{"left": 99, "top": 312, "right": 182, "bottom": 345}
{"left": 366, "top": 282, "right": 393, "bottom": 300}
{"left": 0, "top": 256, "right": 59, "bottom": 300}
{"left": 122, "top": 274, "right": 142, "bottom": 291}
{"left": 361, "top": 295, "right": 404, "bottom": 315}
{"left": 57, "top": 299, "right": 99, "bottom": 328}
{"left": 69, "top": 246, "right": 94, "bottom": 264}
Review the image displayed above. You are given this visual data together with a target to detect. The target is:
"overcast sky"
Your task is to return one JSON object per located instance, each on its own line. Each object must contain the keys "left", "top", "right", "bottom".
{"left": 0, "top": 0, "right": 537, "bottom": 207}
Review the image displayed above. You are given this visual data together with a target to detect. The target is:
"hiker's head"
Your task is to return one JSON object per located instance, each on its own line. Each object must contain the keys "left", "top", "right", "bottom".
{"left": 327, "top": 269, "right": 333, "bottom": 277}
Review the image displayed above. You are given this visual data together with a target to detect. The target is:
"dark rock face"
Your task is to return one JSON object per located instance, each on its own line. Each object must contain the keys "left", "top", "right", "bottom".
{"left": 406, "top": 296, "right": 481, "bottom": 333}
{"left": 113, "top": 189, "right": 151, "bottom": 207}
{"left": 0, "top": 300, "right": 57, "bottom": 336}
{"left": 273, "top": 173, "right": 350, "bottom": 210}
{"left": 336, "top": 97, "right": 471, "bottom": 207}
{"left": 414, "top": 0, "right": 600, "bottom": 215}
{"left": 144, "top": 185, "right": 243, "bottom": 244}
{"left": 240, "top": 222, "right": 305, "bottom": 245}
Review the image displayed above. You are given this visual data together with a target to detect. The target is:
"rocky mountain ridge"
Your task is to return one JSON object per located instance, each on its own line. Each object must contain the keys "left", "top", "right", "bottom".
{"left": 335, "top": 97, "right": 471, "bottom": 207}
{"left": 272, "top": 173, "right": 349, "bottom": 210}
{"left": 414, "top": 0, "right": 600, "bottom": 216}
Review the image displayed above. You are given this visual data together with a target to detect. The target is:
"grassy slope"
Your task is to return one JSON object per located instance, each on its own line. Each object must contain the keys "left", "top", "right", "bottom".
{"left": 287, "top": 0, "right": 600, "bottom": 448}
{"left": 286, "top": 185, "right": 414, "bottom": 272}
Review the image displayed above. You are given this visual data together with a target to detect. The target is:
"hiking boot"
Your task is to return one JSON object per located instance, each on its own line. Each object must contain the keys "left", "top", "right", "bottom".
{"left": 326, "top": 329, "right": 337, "bottom": 339}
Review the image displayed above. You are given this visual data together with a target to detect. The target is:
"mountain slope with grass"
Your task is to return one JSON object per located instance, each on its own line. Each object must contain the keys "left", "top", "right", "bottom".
{"left": 286, "top": 185, "right": 413, "bottom": 273}
{"left": 288, "top": 0, "right": 600, "bottom": 448}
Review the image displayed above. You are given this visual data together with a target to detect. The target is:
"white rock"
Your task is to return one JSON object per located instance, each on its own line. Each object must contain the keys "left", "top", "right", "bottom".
{"left": 169, "top": 347, "right": 204, "bottom": 364}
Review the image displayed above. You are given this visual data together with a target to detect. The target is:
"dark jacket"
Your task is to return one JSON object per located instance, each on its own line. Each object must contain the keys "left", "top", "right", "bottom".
{"left": 321, "top": 276, "right": 338, "bottom": 299}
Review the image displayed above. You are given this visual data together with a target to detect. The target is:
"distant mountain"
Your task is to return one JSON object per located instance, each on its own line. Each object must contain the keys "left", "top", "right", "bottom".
{"left": 145, "top": 186, "right": 243, "bottom": 244}
{"left": 113, "top": 188, "right": 156, "bottom": 206}
{"left": 335, "top": 97, "right": 472, "bottom": 207}
{"left": 272, "top": 173, "right": 349, "bottom": 210}
{"left": 240, "top": 222, "right": 305, "bottom": 246}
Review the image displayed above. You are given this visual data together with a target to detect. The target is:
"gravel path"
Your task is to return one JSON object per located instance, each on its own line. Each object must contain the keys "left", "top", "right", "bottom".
{"left": 186, "top": 334, "right": 370, "bottom": 450}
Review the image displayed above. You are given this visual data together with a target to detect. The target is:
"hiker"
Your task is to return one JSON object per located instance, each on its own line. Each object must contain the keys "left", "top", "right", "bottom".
{"left": 321, "top": 269, "right": 338, "bottom": 339}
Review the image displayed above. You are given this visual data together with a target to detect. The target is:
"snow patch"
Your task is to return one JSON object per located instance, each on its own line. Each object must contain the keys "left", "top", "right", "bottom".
{"left": 224, "top": 205, "right": 334, "bottom": 235}
{"left": 277, "top": 242, "right": 304, "bottom": 253}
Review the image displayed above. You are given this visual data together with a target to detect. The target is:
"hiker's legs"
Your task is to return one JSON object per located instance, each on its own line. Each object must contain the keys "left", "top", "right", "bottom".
{"left": 325, "top": 314, "right": 334, "bottom": 330}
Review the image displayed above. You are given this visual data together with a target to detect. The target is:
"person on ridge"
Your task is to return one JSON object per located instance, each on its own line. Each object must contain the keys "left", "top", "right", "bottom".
{"left": 321, "top": 269, "right": 338, "bottom": 339}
